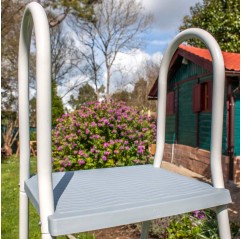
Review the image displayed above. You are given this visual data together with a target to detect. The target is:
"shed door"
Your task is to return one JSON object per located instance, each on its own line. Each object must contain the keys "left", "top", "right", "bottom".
{"left": 178, "top": 81, "right": 197, "bottom": 147}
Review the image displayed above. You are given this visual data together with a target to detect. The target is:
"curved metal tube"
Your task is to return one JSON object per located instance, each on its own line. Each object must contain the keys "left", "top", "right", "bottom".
{"left": 19, "top": 2, "right": 54, "bottom": 238}
{"left": 153, "top": 28, "right": 226, "bottom": 189}
{"left": 153, "top": 28, "right": 231, "bottom": 239}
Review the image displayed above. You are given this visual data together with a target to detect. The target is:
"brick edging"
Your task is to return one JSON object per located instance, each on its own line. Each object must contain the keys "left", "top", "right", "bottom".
{"left": 159, "top": 143, "right": 239, "bottom": 184}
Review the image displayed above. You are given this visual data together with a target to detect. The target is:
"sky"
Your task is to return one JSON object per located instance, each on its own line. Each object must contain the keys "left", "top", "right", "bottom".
{"left": 140, "top": 0, "right": 200, "bottom": 54}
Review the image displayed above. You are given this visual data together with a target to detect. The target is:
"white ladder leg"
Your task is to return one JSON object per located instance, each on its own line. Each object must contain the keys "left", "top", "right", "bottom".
{"left": 42, "top": 233, "right": 55, "bottom": 239}
{"left": 19, "top": 191, "right": 29, "bottom": 239}
{"left": 140, "top": 221, "right": 150, "bottom": 239}
{"left": 216, "top": 205, "right": 231, "bottom": 239}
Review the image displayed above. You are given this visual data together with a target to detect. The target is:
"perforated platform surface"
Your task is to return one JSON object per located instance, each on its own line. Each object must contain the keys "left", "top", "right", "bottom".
{"left": 25, "top": 164, "right": 232, "bottom": 236}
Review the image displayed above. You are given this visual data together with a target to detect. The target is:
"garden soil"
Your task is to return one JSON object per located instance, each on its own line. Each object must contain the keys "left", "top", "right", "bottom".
{"left": 76, "top": 161, "right": 240, "bottom": 239}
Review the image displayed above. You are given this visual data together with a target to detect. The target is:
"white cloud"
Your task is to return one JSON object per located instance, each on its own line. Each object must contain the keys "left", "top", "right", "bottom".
{"left": 151, "top": 52, "right": 163, "bottom": 64}
{"left": 148, "top": 40, "right": 170, "bottom": 46}
{"left": 110, "top": 49, "right": 162, "bottom": 93}
{"left": 140, "top": 0, "right": 199, "bottom": 31}
{"left": 58, "top": 74, "right": 90, "bottom": 109}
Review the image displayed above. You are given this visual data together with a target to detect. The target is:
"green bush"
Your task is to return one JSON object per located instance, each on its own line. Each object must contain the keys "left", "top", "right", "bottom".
{"left": 52, "top": 100, "right": 156, "bottom": 172}
{"left": 30, "top": 131, "right": 37, "bottom": 141}
{"left": 166, "top": 215, "right": 200, "bottom": 239}
{"left": 164, "top": 210, "right": 220, "bottom": 239}
{"left": 196, "top": 209, "right": 219, "bottom": 238}
{"left": 137, "top": 209, "right": 239, "bottom": 239}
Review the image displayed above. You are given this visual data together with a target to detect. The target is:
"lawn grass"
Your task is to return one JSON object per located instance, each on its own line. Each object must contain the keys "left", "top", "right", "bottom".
{"left": 1, "top": 156, "right": 95, "bottom": 239}
{"left": 3, "top": 156, "right": 238, "bottom": 239}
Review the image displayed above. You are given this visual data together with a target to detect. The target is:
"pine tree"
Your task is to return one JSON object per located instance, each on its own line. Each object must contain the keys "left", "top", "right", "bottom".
{"left": 69, "top": 83, "right": 97, "bottom": 110}
{"left": 52, "top": 81, "right": 65, "bottom": 126}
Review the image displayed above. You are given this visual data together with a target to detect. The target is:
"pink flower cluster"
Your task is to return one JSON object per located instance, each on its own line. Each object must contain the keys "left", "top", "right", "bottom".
{"left": 52, "top": 100, "right": 156, "bottom": 172}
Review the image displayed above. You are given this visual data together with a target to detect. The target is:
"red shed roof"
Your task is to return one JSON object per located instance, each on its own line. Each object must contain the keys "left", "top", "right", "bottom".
{"left": 148, "top": 45, "right": 240, "bottom": 99}
{"left": 179, "top": 45, "right": 240, "bottom": 71}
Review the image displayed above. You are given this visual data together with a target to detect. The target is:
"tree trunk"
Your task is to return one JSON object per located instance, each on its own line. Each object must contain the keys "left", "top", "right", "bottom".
{"left": 94, "top": 72, "right": 100, "bottom": 101}
{"left": 106, "top": 65, "right": 111, "bottom": 102}
{"left": 96, "top": 90, "right": 100, "bottom": 101}
{"left": 1, "top": 124, "right": 19, "bottom": 157}
{"left": 2, "top": 143, "right": 13, "bottom": 157}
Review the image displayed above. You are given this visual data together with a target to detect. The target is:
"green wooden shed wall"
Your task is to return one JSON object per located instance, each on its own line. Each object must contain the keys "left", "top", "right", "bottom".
{"left": 166, "top": 62, "right": 228, "bottom": 153}
{"left": 148, "top": 45, "right": 240, "bottom": 181}
{"left": 149, "top": 45, "right": 240, "bottom": 158}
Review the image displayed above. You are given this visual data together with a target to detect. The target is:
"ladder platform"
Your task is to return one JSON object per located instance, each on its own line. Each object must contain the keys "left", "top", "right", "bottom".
{"left": 25, "top": 164, "right": 232, "bottom": 236}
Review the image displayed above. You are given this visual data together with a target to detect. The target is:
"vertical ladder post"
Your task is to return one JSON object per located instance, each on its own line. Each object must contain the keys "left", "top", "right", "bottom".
{"left": 140, "top": 221, "right": 151, "bottom": 239}
{"left": 19, "top": 2, "right": 54, "bottom": 239}
{"left": 153, "top": 28, "right": 231, "bottom": 239}
{"left": 19, "top": 10, "right": 33, "bottom": 239}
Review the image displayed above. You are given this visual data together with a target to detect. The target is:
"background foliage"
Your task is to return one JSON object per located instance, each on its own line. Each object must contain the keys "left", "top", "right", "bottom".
{"left": 180, "top": 0, "right": 240, "bottom": 52}
{"left": 52, "top": 81, "right": 65, "bottom": 126}
{"left": 69, "top": 83, "right": 98, "bottom": 110}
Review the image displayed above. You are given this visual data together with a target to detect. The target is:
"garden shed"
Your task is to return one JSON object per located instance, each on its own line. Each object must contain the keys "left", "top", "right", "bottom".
{"left": 148, "top": 45, "right": 240, "bottom": 183}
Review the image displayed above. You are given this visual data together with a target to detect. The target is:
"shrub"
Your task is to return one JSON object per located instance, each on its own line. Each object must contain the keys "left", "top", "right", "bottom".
{"left": 136, "top": 209, "right": 237, "bottom": 239}
{"left": 52, "top": 100, "right": 156, "bottom": 172}
{"left": 136, "top": 214, "right": 197, "bottom": 239}
{"left": 195, "top": 209, "right": 219, "bottom": 238}
{"left": 163, "top": 210, "right": 219, "bottom": 239}
{"left": 166, "top": 214, "right": 200, "bottom": 239}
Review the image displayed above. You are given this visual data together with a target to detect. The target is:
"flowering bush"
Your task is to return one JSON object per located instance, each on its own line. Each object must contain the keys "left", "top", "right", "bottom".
{"left": 52, "top": 101, "right": 156, "bottom": 172}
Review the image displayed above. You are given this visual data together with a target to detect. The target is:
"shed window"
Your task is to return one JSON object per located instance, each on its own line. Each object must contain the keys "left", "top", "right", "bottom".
{"left": 193, "top": 81, "right": 212, "bottom": 112}
{"left": 167, "top": 91, "right": 175, "bottom": 115}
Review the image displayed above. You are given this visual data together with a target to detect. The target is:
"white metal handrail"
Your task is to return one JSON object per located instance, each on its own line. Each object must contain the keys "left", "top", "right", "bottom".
{"left": 18, "top": 2, "right": 54, "bottom": 239}
{"left": 154, "top": 29, "right": 225, "bottom": 189}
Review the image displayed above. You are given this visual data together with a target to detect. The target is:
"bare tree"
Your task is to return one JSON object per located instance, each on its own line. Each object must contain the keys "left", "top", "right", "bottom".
{"left": 1, "top": 111, "right": 19, "bottom": 157}
{"left": 132, "top": 58, "right": 160, "bottom": 111}
{"left": 1, "top": 0, "right": 25, "bottom": 156}
{"left": 1, "top": 0, "right": 24, "bottom": 111}
{"left": 112, "top": 56, "right": 161, "bottom": 111}
{"left": 50, "top": 25, "right": 84, "bottom": 87}
{"left": 71, "top": 0, "right": 152, "bottom": 101}
{"left": 1, "top": 0, "right": 99, "bottom": 109}
{"left": 37, "top": 0, "right": 100, "bottom": 27}
{"left": 68, "top": 20, "right": 104, "bottom": 100}
{"left": 29, "top": 22, "right": 90, "bottom": 104}
{"left": 1, "top": 0, "right": 99, "bottom": 156}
